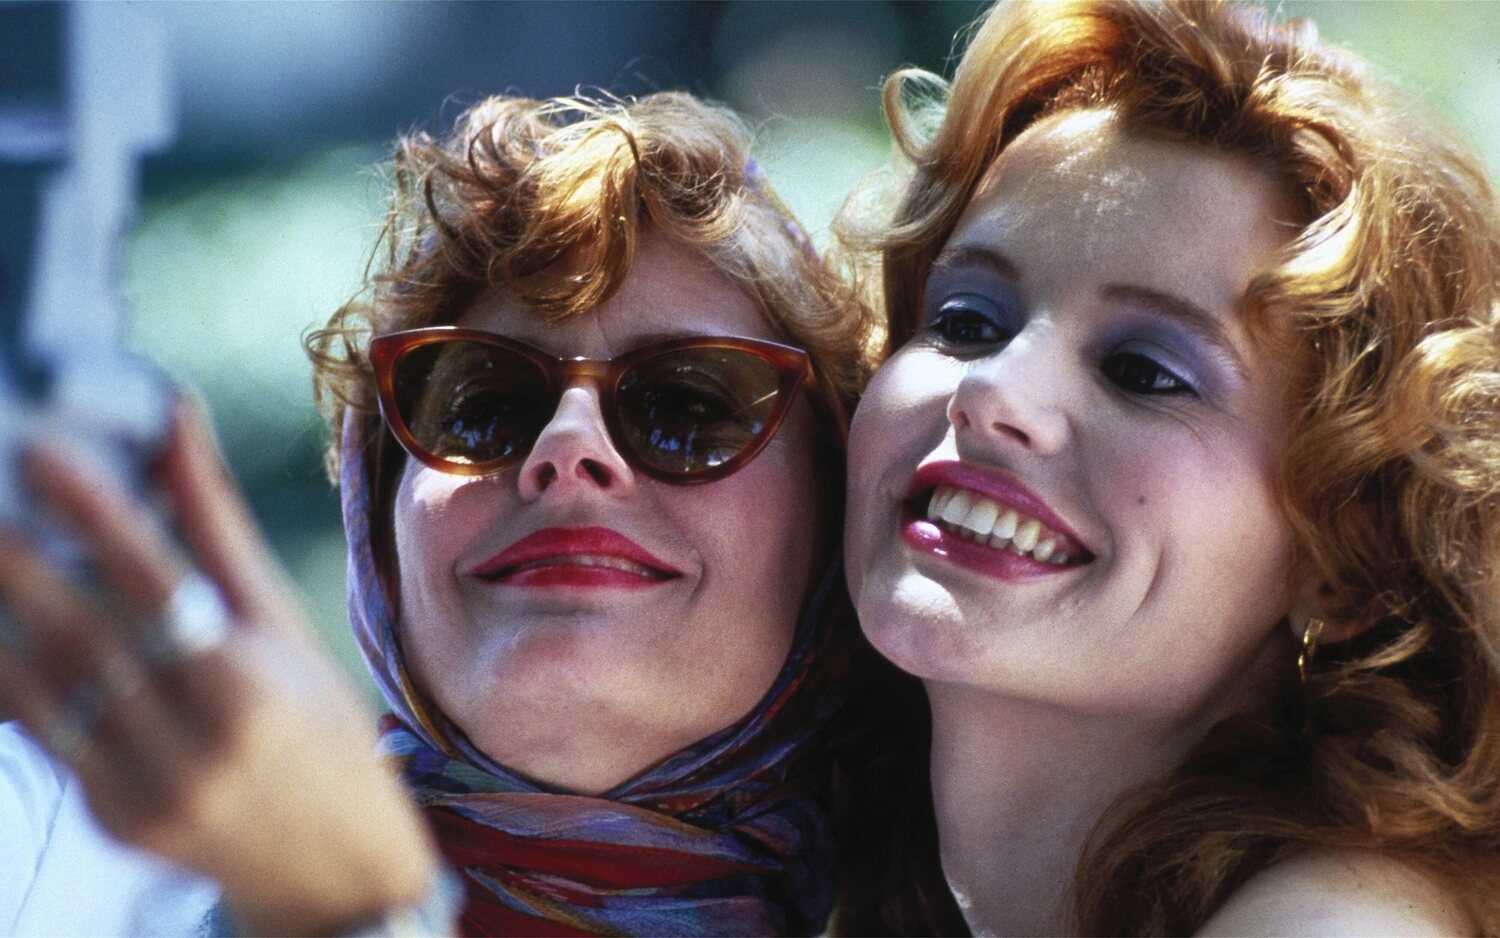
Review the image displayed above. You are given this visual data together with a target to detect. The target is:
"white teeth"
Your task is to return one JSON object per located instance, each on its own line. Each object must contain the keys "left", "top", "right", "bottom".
{"left": 944, "top": 488, "right": 963, "bottom": 518}
{"left": 940, "top": 490, "right": 974, "bottom": 526}
{"left": 923, "top": 485, "right": 1080, "bottom": 566}
{"left": 1013, "top": 519, "right": 1041, "bottom": 552}
{"left": 962, "top": 499, "right": 1000, "bottom": 538}
{"left": 993, "top": 509, "right": 1019, "bottom": 540}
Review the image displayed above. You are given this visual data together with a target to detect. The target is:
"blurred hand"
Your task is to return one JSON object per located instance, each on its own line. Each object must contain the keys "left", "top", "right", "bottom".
{"left": 0, "top": 401, "right": 440, "bottom": 935}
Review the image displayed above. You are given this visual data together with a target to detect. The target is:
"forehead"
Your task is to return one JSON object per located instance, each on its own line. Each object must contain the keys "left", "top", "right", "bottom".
{"left": 950, "top": 109, "right": 1293, "bottom": 319}
{"left": 456, "top": 233, "right": 770, "bottom": 355}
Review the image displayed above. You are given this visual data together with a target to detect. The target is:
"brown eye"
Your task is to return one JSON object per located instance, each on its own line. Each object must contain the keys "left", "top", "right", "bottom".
{"left": 1102, "top": 352, "right": 1193, "bottom": 396}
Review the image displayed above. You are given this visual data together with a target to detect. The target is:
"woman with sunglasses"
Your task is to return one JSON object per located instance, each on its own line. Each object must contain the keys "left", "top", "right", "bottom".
{"left": 842, "top": 0, "right": 1500, "bottom": 933}
{"left": 0, "top": 91, "right": 917, "bottom": 935}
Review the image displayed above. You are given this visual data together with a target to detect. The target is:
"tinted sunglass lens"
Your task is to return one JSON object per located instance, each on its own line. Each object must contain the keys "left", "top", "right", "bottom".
{"left": 617, "top": 348, "right": 782, "bottom": 474}
{"left": 392, "top": 341, "right": 552, "bottom": 466}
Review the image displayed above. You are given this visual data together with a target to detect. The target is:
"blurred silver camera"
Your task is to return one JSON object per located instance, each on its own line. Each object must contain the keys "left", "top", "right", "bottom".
{"left": 0, "top": 3, "right": 176, "bottom": 561}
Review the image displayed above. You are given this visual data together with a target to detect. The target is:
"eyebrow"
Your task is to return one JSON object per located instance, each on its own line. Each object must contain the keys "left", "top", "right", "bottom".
{"left": 931, "top": 245, "right": 1020, "bottom": 280}
{"left": 932, "top": 244, "right": 1249, "bottom": 380}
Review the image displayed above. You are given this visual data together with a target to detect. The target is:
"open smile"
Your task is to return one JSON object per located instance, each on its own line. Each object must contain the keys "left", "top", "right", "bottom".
{"left": 900, "top": 462, "right": 1094, "bottom": 580}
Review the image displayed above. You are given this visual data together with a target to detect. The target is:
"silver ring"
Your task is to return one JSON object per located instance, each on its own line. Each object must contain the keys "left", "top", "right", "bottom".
{"left": 142, "top": 570, "right": 232, "bottom": 666}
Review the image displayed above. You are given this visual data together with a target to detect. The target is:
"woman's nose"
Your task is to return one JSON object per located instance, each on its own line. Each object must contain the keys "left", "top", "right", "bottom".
{"left": 516, "top": 384, "right": 635, "bottom": 499}
{"left": 947, "top": 335, "right": 1071, "bottom": 456}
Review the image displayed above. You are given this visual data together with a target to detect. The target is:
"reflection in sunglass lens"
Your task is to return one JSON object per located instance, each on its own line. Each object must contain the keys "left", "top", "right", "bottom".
{"left": 393, "top": 341, "right": 552, "bottom": 466}
{"left": 617, "top": 348, "right": 781, "bottom": 473}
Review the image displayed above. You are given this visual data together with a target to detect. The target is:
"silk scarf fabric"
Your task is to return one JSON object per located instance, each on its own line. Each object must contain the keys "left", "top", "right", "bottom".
{"left": 339, "top": 412, "right": 847, "bottom": 936}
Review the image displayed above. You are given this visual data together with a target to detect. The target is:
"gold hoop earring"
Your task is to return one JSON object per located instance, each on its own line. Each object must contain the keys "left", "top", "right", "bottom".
{"left": 1298, "top": 617, "right": 1326, "bottom": 684}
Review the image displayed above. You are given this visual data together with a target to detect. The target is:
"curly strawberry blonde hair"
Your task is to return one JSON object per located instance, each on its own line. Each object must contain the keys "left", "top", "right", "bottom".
{"left": 852, "top": 0, "right": 1500, "bottom": 932}
{"left": 307, "top": 91, "right": 875, "bottom": 490}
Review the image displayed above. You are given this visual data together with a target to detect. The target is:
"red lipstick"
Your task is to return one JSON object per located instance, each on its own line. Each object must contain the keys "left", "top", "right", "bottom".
{"left": 471, "top": 526, "right": 682, "bottom": 589}
{"left": 900, "top": 460, "right": 1093, "bottom": 581}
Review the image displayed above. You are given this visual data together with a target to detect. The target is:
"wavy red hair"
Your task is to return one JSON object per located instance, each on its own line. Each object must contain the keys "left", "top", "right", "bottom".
{"left": 847, "top": 0, "right": 1500, "bottom": 932}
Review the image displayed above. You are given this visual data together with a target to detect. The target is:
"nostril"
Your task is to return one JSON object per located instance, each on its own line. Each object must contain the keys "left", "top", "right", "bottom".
{"left": 579, "top": 459, "right": 611, "bottom": 486}
{"left": 532, "top": 464, "right": 558, "bottom": 488}
{"left": 994, "top": 422, "right": 1031, "bottom": 447}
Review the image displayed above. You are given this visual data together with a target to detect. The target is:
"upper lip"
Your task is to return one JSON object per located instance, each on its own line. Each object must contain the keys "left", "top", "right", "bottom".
{"left": 471, "top": 526, "right": 683, "bottom": 579}
{"left": 905, "top": 460, "right": 1094, "bottom": 555}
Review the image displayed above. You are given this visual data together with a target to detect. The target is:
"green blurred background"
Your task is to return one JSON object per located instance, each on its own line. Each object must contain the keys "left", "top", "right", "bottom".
{"left": 116, "top": 1, "right": 1500, "bottom": 702}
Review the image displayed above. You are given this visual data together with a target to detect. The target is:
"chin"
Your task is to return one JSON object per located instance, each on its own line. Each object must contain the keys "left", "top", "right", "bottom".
{"left": 855, "top": 572, "right": 987, "bottom": 682}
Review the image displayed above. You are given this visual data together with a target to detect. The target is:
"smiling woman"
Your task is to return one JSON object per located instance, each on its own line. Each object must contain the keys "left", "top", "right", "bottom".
{"left": 841, "top": 0, "right": 1500, "bottom": 933}
{"left": 0, "top": 90, "right": 916, "bottom": 936}
{"left": 383, "top": 234, "right": 825, "bottom": 796}
{"left": 851, "top": 114, "right": 1301, "bottom": 706}
{"left": 302, "top": 91, "right": 888, "bottom": 934}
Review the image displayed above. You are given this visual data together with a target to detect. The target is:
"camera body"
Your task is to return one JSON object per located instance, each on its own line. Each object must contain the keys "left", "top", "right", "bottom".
{"left": 0, "top": 3, "right": 176, "bottom": 560}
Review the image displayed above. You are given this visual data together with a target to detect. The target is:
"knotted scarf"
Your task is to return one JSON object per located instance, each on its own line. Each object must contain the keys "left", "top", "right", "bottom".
{"left": 339, "top": 412, "right": 848, "bottom": 936}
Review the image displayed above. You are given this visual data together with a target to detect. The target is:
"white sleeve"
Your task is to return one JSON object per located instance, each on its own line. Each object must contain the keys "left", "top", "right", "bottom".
{"left": 0, "top": 721, "right": 219, "bottom": 937}
{"left": 0, "top": 721, "right": 66, "bottom": 933}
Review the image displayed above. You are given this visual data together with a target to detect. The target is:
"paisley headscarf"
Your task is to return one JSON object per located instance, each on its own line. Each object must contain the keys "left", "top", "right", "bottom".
{"left": 339, "top": 411, "right": 849, "bottom": 936}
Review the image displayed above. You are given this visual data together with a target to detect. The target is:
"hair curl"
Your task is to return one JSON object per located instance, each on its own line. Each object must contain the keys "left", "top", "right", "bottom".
{"left": 847, "top": 0, "right": 1500, "bottom": 932}
{"left": 306, "top": 91, "right": 876, "bottom": 486}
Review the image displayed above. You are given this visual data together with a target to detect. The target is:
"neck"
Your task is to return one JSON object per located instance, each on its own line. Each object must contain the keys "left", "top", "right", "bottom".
{"left": 925, "top": 681, "right": 1206, "bottom": 936}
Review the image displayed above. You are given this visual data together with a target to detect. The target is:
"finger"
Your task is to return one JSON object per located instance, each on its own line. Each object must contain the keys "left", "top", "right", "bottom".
{"left": 23, "top": 444, "right": 185, "bottom": 616}
{"left": 0, "top": 615, "right": 70, "bottom": 742}
{"left": 0, "top": 645, "right": 107, "bottom": 776}
{"left": 0, "top": 578, "right": 140, "bottom": 781}
{"left": 0, "top": 531, "right": 193, "bottom": 739}
{"left": 0, "top": 536, "right": 212, "bottom": 820}
{"left": 0, "top": 532, "right": 131, "bottom": 690}
{"left": 0, "top": 614, "right": 210, "bottom": 839}
{"left": 152, "top": 399, "right": 293, "bottom": 621}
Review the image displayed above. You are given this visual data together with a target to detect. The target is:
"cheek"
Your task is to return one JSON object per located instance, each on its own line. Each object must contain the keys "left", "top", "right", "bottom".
{"left": 850, "top": 349, "right": 961, "bottom": 463}
{"left": 846, "top": 354, "right": 956, "bottom": 575}
{"left": 671, "top": 433, "right": 822, "bottom": 695}
{"left": 737, "top": 409, "right": 824, "bottom": 594}
{"left": 395, "top": 469, "right": 468, "bottom": 586}
{"left": 391, "top": 467, "right": 495, "bottom": 672}
{"left": 1096, "top": 421, "right": 1294, "bottom": 616}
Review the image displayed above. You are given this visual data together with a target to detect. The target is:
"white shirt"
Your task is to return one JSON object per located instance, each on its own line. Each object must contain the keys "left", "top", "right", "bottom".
{"left": 0, "top": 722, "right": 218, "bottom": 937}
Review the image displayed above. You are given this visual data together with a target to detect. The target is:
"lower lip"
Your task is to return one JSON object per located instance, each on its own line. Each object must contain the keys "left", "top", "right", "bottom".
{"left": 484, "top": 564, "right": 672, "bottom": 590}
{"left": 900, "top": 512, "right": 1080, "bottom": 581}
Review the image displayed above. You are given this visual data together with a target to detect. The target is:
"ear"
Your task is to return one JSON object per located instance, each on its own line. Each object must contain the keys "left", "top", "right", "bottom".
{"left": 1287, "top": 577, "right": 1375, "bottom": 646}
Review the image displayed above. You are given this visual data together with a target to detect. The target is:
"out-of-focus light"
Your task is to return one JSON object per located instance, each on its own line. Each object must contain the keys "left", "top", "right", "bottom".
{"left": 124, "top": 146, "right": 384, "bottom": 477}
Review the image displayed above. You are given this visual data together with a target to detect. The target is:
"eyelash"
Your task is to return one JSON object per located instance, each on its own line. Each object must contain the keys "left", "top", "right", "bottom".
{"left": 925, "top": 305, "right": 1198, "bottom": 398}
{"left": 1099, "top": 352, "right": 1193, "bottom": 396}
{"left": 927, "top": 304, "right": 1013, "bottom": 346}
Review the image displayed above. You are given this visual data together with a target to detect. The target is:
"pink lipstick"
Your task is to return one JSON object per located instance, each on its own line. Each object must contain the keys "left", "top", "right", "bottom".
{"left": 471, "top": 526, "right": 682, "bottom": 589}
{"left": 900, "top": 460, "right": 1093, "bottom": 581}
